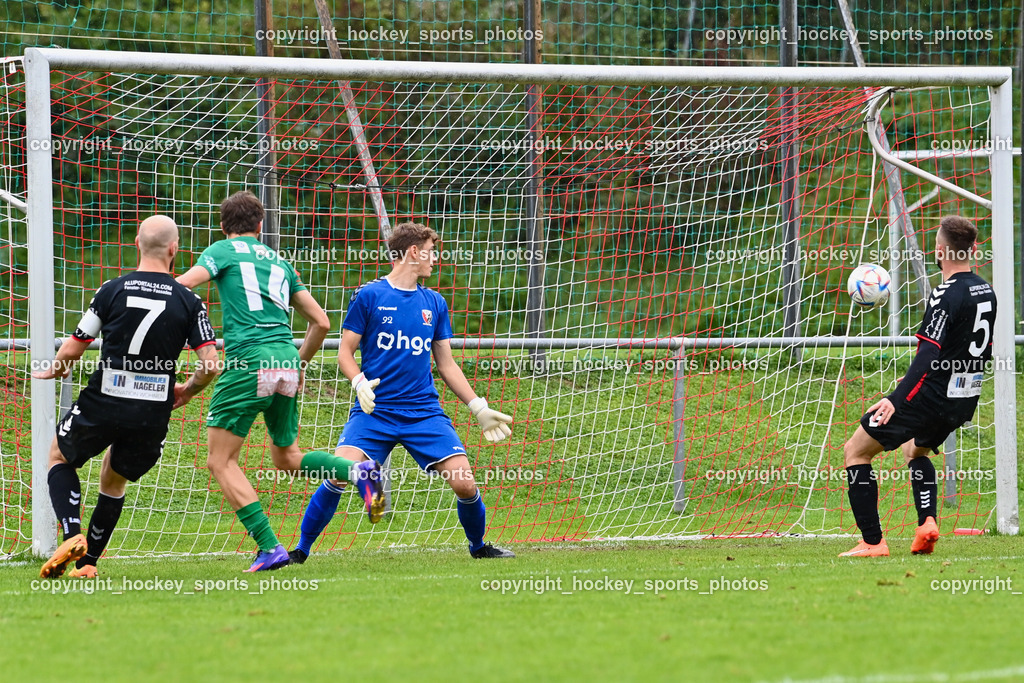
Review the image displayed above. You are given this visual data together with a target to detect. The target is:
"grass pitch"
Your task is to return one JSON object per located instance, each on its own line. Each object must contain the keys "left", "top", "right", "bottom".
{"left": 2, "top": 536, "right": 1023, "bottom": 682}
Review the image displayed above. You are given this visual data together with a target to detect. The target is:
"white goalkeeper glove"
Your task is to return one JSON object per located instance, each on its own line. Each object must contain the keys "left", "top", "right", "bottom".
{"left": 352, "top": 372, "right": 380, "bottom": 414}
{"left": 467, "top": 397, "right": 512, "bottom": 442}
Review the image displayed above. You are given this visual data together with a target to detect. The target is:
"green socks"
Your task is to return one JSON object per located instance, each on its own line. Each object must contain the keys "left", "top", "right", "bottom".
{"left": 236, "top": 501, "right": 279, "bottom": 552}
{"left": 300, "top": 450, "right": 355, "bottom": 482}
{"left": 236, "top": 452, "right": 356, "bottom": 553}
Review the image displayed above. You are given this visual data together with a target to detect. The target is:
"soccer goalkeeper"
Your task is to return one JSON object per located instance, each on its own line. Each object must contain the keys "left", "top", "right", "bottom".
{"left": 289, "top": 222, "right": 515, "bottom": 562}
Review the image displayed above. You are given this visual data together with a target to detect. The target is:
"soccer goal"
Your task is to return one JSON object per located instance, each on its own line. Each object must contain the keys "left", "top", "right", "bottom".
{"left": 0, "top": 49, "right": 1017, "bottom": 559}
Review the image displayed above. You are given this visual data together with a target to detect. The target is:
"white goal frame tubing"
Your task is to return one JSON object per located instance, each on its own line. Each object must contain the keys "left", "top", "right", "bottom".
{"left": 988, "top": 82, "right": 1018, "bottom": 534}
{"left": 23, "top": 50, "right": 1018, "bottom": 556}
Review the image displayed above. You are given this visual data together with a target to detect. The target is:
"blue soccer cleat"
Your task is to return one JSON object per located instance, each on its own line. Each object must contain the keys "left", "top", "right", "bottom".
{"left": 245, "top": 544, "right": 291, "bottom": 572}
{"left": 353, "top": 460, "right": 385, "bottom": 523}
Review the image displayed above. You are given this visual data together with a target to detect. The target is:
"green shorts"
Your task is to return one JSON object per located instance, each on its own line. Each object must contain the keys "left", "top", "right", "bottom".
{"left": 206, "top": 343, "right": 302, "bottom": 447}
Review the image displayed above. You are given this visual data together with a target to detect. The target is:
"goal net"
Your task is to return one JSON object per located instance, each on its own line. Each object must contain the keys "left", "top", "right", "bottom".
{"left": 1, "top": 52, "right": 1016, "bottom": 558}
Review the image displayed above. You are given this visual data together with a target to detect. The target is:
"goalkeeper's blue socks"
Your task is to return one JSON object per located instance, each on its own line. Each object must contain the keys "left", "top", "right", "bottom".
{"left": 295, "top": 480, "right": 346, "bottom": 555}
{"left": 457, "top": 492, "right": 487, "bottom": 553}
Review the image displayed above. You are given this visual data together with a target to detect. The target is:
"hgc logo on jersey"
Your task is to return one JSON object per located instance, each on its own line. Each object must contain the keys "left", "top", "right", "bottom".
{"left": 376, "top": 330, "right": 432, "bottom": 356}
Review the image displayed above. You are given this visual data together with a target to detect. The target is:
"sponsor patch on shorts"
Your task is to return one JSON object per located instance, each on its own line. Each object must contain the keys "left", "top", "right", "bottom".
{"left": 256, "top": 367, "right": 299, "bottom": 398}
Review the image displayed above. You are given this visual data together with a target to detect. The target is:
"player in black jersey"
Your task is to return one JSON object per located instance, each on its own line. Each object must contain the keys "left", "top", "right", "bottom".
{"left": 840, "top": 216, "right": 997, "bottom": 557}
{"left": 32, "top": 215, "right": 220, "bottom": 578}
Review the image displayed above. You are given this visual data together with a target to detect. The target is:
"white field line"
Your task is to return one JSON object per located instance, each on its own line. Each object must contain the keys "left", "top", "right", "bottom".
{"left": 762, "top": 664, "right": 1024, "bottom": 683}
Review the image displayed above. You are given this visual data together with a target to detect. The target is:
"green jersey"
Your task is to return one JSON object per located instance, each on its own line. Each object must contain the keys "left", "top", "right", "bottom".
{"left": 197, "top": 235, "right": 306, "bottom": 356}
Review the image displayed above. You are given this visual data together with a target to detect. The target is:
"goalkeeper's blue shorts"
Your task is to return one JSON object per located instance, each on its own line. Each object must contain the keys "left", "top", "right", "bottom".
{"left": 336, "top": 408, "right": 467, "bottom": 472}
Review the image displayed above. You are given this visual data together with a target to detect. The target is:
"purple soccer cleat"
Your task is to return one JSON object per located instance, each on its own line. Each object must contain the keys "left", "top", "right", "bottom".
{"left": 353, "top": 460, "right": 385, "bottom": 523}
{"left": 245, "top": 544, "right": 291, "bottom": 572}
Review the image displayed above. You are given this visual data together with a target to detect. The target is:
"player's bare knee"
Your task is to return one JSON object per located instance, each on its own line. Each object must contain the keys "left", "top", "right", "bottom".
{"left": 844, "top": 426, "right": 883, "bottom": 467}
{"left": 904, "top": 447, "right": 930, "bottom": 466}
{"left": 842, "top": 439, "right": 856, "bottom": 467}
{"left": 100, "top": 480, "right": 128, "bottom": 498}
{"left": 269, "top": 443, "right": 303, "bottom": 472}
{"left": 336, "top": 446, "right": 368, "bottom": 462}
{"left": 453, "top": 482, "right": 478, "bottom": 499}
{"left": 843, "top": 439, "right": 869, "bottom": 467}
{"left": 206, "top": 452, "right": 231, "bottom": 474}
{"left": 448, "top": 473, "right": 478, "bottom": 499}
{"left": 99, "top": 459, "right": 129, "bottom": 497}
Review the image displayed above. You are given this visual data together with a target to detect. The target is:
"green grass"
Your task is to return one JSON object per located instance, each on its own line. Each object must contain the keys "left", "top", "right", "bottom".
{"left": 3, "top": 537, "right": 1024, "bottom": 682}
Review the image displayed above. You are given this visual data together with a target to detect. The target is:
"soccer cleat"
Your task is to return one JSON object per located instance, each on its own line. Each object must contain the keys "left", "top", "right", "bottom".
{"left": 68, "top": 564, "right": 98, "bottom": 578}
{"left": 244, "top": 544, "right": 291, "bottom": 572}
{"left": 911, "top": 516, "right": 940, "bottom": 555}
{"left": 470, "top": 543, "right": 516, "bottom": 559}
{"left": 839, "top": 539, "right": 889, "bottom": 557}
{"left": 288, "top": 548, "right": 308, "bottom": 565}
{"left": 40, "top": 534, "right": 88, "bottom": 579}
{"left": 353, "top": 460, "right": 385, "bottom": 523}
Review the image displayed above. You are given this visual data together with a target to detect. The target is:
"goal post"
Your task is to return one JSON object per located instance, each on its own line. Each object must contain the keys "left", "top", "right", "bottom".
{"left": 5, "top": 49, "right": 1018, "bottom": 559}
{"left": 24, "top": 49, "right": 59, "bottom": 557}
{"left": 986, "top": 79, "right": 1018, "bottom": 536}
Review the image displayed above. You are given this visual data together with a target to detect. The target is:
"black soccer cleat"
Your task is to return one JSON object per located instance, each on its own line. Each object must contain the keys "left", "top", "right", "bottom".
{"left": 470, "top": 543, "right": 515, "bottom": 559}
{"left": 288, "top": 548, "right": 308, "bottom": 565}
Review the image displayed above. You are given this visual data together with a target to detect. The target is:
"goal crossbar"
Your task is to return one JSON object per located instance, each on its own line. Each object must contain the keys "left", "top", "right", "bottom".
{"left": 26, "top": 48, "right": 1013, "bottom": 88}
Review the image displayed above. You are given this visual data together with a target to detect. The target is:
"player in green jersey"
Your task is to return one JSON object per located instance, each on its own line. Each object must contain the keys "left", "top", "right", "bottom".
{"left": 176, "top": 191, "right": 383, "bottom": 571}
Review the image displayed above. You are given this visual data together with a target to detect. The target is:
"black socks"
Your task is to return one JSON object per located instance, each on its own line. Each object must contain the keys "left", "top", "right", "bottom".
{"left": 47, "top": 463, "right": 82, "bottom": 539}
{"left": 78, "top": 492, "right": 125, "bottom": 568}
{"left": 909, "top": 457, "right": 938, "bottom": 526}
{"left": 846, "top": 464, "right": 882, "bottom": 545}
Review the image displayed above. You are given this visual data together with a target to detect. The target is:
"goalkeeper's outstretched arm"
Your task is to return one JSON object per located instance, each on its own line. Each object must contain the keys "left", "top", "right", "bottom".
{"left": 432, "top": 339, "right": 512, "bottom": 443}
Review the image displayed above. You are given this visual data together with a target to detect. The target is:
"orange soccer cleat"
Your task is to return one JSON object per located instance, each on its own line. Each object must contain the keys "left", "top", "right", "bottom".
{"left": 68, "top": 564, "right": 98, "bottom": 578}
{"left": 911, "top": 517, "right": 940, "bottom": 555}
{"left": 839, "top": 538, "right": 890, "bottom": 557}
{"left": 39, "top": 534, "right": 88, "bottom": 579}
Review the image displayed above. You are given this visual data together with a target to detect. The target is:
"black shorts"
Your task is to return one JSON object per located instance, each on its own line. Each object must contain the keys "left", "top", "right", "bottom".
{"left": 55, "top": 400, "right": 169, "bottom": 481}
{"left": 860, "top": 401, "right": 962, "bottom": 452}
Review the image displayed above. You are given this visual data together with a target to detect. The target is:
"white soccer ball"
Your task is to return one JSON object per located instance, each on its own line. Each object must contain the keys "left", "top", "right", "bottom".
{"left": 847, "top": 263, "right": 891, "bottom": 307}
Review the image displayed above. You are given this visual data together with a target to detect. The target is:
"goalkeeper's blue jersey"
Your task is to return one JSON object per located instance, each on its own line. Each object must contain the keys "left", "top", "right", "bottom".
{"left": 342, "top": 277, "right": 453, "bottom": 417}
